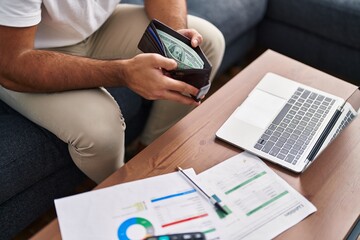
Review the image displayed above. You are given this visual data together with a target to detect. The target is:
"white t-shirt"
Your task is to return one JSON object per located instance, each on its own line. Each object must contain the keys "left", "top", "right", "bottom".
{"left": 0, "top": 0, "right": 119, "bottom": 48}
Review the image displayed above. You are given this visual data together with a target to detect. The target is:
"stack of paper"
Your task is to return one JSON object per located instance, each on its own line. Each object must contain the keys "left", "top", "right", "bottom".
{"left": 55, "top": 152, "right": 316, "bottom": 240}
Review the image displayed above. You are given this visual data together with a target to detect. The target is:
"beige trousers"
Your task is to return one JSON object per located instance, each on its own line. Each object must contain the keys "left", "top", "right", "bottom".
{"left": 0, "top": 4, "right": 225, "bottom": 183}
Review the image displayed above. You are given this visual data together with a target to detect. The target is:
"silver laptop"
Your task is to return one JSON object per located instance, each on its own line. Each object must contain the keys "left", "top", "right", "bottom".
{"left": 216, "top": 72, "right": 360, "bottom": 173}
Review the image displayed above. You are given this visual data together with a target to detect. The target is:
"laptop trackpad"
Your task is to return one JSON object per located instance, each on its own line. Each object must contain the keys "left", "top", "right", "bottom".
{"left": 234, "top": 89, "right": 286, "bottom": 129}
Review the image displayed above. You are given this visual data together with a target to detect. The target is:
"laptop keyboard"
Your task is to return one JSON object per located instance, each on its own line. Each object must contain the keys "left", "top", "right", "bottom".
{"left": 254, "top": 87, "right": 335, "bottom": 165}
{"left": 331, "top": 110, "right": 356, "bottom": 141}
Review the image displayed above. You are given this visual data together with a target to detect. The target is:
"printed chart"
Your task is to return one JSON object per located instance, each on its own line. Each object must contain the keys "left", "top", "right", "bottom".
{"left": 117, "top": 217, "right": 154, "bottom": 240}
{"left": 150, "top": 189, "right": 217, "bottom": 235}
{"left": 199, "top": 151, "right": 316, "bottom": 239}
{"left": 55, "top": 170, "right": 221, "bottom": 240}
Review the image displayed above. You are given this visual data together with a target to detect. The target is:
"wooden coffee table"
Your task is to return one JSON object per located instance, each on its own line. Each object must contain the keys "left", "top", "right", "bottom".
{"left": 31, "top": 50, "right": 360, "bottom": 240}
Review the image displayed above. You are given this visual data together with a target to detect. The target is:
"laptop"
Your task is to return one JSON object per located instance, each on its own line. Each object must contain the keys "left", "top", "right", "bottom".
{"left": 216, "top": 72, "right": 360, "bottom": 173}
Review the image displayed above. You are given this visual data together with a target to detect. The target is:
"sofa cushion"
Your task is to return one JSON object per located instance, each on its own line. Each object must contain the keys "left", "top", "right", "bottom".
{"left": 266, "top": 0, "right": 360, "bottom": 50}
{"left": 0, "top": 109, "right": 76, "bottom": 205}
{"left": 0, "top": 164, "right": 85, "bottom": 240}
{"left": 121, "top": 0, "right": 267, "bottom": 45}
{"left": 186, "top": 0, "right": 267, "bottom": 45}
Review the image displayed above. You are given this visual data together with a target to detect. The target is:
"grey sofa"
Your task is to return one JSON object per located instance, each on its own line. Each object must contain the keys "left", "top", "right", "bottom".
{"left": 186, "top": 0, "right": 360, "bottom": 85}
{"left": 258, "top": 0, "right": 360, "bottom": 85}
{"left": 1, "top": 0, "right": 359, "bottom": 239}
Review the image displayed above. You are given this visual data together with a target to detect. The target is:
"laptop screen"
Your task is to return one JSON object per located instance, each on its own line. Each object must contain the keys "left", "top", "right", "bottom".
{"left": 347, "top": 87, "right": 360, "bottom": 113}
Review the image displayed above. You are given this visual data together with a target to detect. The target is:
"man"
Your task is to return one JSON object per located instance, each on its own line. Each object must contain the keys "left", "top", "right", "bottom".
{"left": 0, "top": 1, "right": 225, "bottom": 183}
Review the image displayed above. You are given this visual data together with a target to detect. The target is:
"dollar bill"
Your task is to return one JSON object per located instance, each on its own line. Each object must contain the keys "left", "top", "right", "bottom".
{"left": 156, "top": 29, "right": 204, "bottom": 69}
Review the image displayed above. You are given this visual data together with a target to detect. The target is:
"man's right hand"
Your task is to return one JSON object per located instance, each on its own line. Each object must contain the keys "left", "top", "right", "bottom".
{"left": 121, "top": 53, "right": 200, "bottom": 106}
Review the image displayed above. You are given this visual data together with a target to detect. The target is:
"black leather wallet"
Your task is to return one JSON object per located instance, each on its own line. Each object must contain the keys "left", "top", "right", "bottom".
{"left": 138, "top": 19, "right": 212, "bottom": 101}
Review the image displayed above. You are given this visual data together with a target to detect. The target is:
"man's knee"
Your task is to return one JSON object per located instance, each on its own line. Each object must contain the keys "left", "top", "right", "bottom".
{"left": 70, "top": 113, "right": 126, "bottom": 159}
{"left": 67, "top": 99, "right": 126, "bottom": 183}
{"left": 201, "top": 22, "right": 225, "bottom": 55}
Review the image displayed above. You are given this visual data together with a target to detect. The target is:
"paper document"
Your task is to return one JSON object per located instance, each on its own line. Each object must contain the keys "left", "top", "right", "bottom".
{"left": 55, "top": 152, "right": 316, "bottom": 240}
{"left": 55, "top": 169, "right": 222, "bottom": 240}
{"left": 198, "top": 151, "right": 317, "bottom": 239}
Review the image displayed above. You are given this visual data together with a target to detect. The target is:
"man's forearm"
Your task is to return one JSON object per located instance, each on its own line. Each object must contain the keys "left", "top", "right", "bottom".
{"left": 1, "top": 49, "right": 126, "bottom": 92}
{"left": 144, "top": 0, "right": 187, "bottom": 29}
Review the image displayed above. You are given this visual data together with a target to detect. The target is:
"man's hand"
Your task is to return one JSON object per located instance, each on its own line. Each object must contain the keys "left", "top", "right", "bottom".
{"left": 142, "top": 0, "right": 205, "bottom": 105}
{"left": 122, "top": 53, "right": 200, "bottom": 106}
{"left": 177, "top": 28, "right": 203, "bottom": 48}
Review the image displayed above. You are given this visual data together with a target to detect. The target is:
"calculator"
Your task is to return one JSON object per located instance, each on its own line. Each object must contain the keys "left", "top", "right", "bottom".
{"left": 145, "top": 232, "right": 206, "bottom": 240}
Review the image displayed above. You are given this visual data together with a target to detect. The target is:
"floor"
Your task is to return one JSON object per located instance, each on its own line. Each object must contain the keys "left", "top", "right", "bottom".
{"left": 12, "top": 50, "right": 262, "bottom": 240}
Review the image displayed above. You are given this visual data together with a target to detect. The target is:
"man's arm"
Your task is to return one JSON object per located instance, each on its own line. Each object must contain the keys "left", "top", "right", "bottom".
{"left": 144, "top": 0, "right": 203, "bottom": 48}
{"left": 144, "top": 0, "right": 187, "bottom": 29}
{"left": 0, "top": 25, "right": 129, "bottom": 92}
{"left": 0, "top": 25, "right": 199, "bottom": 105}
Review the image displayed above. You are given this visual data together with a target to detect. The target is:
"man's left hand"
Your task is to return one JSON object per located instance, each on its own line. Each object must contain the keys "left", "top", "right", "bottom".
{"left": 177, "top": 29, "right": 203, "bottom": 48}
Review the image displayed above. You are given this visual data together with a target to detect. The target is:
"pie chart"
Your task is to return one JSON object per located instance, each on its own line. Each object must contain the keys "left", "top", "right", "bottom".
{"left": 117, "top": 217, "right": 155, "bottom": 240}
